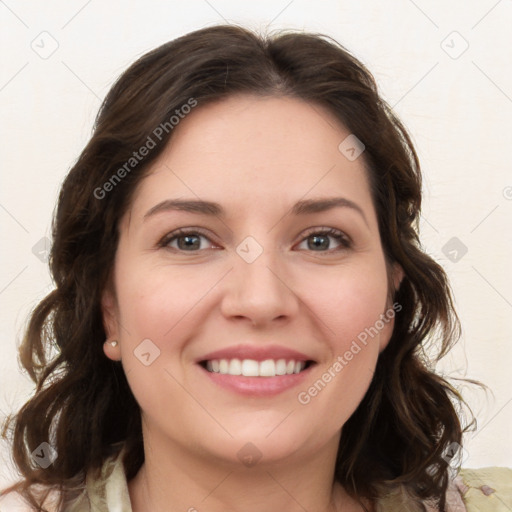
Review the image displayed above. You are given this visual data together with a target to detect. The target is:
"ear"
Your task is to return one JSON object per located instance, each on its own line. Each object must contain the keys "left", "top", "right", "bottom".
{"left": 378, "top": 262, "right": 405, "bottom": 353}
{"left": 101, "top": 285, "right": 121, "bottom": 361}
{"left": 391, "top": 262, "right": 404, "bottom": 293}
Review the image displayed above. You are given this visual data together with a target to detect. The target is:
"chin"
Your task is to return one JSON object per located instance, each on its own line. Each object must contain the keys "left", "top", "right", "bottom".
{"left": 212, "top": 427, "right": 317, "bottom": 467}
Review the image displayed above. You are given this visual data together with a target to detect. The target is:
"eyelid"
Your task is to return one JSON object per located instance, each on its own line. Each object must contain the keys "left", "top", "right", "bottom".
{"left": 297, "top": 226, "right": 352, "bottom": 244}
{"left": 158, "top": 226, "right": 352, "bottom": 252}
{"left": 293, "top": 226, "right": 352, "bottom": 252}
{"left": 158, "top": 227, "right": 220, "bottom": 250}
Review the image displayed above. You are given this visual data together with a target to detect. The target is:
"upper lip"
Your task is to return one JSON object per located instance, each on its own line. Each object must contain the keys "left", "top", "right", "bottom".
{"left": 197, "top": 344, "right": 316, "bottom": 363}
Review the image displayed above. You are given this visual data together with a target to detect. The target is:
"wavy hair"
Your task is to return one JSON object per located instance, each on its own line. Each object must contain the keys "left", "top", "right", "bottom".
{"left": 1, "top": 24, "right": 481, "bottom": 512}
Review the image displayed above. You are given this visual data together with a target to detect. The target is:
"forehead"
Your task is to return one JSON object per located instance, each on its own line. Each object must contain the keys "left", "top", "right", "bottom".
{"left": 126, "top": 94, "right": 375, "bottom": 224}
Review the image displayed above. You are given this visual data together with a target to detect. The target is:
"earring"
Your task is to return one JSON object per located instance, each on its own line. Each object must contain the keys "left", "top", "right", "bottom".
{"left": 106, "top": 340, "right": 118, "bottom": 347}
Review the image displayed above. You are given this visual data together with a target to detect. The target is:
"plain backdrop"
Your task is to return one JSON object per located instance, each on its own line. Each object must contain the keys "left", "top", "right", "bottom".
{"left": 1, "top": 0, "right": 511, "bottom": 490}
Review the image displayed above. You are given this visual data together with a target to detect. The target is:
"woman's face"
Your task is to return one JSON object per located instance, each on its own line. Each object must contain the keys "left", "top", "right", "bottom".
{"left": 102, "top": 95, "right": 402, "bottom": 466}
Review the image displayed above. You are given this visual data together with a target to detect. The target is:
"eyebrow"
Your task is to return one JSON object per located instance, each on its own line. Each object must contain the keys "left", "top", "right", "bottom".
{"left": 143, "top": 197, "right": 368, "bottom": 226}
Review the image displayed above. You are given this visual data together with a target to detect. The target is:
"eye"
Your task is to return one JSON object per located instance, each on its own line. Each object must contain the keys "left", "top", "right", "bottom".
{"left": 158, "top": 227, "right": 351, "bottom": 254}
{"left": 295, "top": 228, "right": 352, "bottom": 252}
{"left": 159, "top": 228, "right": 218, "bottom": 252}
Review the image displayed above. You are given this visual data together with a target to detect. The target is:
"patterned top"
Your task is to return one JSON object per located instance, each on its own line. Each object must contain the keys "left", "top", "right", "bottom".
{"left": 1, "top": 451, "right": 511, "bottom": 511}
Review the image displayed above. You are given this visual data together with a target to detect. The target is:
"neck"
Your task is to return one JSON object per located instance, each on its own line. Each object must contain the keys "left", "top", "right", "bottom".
{"left": 127, "top": 427, "right": 370, "bottom": 512}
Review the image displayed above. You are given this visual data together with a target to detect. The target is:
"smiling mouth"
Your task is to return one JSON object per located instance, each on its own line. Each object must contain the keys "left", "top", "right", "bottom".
{"left": 199, "top": 358, "right": 315, "bottom": 377}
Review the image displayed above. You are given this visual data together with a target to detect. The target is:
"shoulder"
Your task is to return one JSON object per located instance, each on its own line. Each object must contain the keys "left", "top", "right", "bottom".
{"left": 455, "top": 466, "right": 512, "bottom": 512}
{"left": 0, "top": 490, "right": 30, "bottom": 511}
{"left": 0, "top": 487, "right": 61, "bottom": 512}
{"left": 0, "top": 447, "right": 129, "bottom": 512}
{"left": 374, "top": 467, "right": 512, "bottom": 512}
{"left": 0, "top": 472, "right": 64, "bottom": 512}
{"left": 65, "top": 447, "right": 132, "bottom": 512}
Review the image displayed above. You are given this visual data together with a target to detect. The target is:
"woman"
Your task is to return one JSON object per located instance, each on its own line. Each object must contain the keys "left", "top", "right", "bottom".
{"left": 1, "top": 24, "right": 510, "bottom": 512}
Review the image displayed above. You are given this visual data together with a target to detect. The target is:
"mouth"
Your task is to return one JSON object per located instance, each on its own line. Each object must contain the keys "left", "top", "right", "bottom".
{"left": 195, "top": 344, "right": 318, "bottom": 396}
{"left": 199, "top": 358, "right": 315, "bottom": 377}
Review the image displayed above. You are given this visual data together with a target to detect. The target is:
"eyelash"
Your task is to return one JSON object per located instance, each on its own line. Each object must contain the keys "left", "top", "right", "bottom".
{"left": 158, "top": 227, "right": 352, "bottom": 254}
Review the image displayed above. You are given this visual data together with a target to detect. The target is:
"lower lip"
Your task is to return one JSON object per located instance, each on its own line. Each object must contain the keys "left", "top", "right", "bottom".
{"left": 198, "top": 364, "right": 314, "bottom": 397}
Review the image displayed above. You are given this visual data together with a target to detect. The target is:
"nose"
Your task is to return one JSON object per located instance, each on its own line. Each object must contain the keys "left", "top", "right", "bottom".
{"left": 220, "top": 249, "right": 300, "bottom": 328}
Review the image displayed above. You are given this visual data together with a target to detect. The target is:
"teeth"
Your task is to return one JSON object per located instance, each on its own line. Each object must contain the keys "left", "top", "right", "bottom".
{"left": 275, "top": 359, "right": 287, "bottom": 375}
{"left": 241, "top": 359, "right": 259, "bottom": 376}
{"left": 228, "top": 359, "right": 242, "bottom": 375}
{"left": 219, "top": 359, "right": 229, "bottom": 374}
{"left": 259, "top": 359, "right": 275, "bottom": 377}
{"left": 204, "top": 358, "right": 308, "bottom": 377}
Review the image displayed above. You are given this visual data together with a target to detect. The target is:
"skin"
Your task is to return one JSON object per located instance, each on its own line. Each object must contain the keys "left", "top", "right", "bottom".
{"left": 102, "top": 94, "right": 403, "bottom": 512}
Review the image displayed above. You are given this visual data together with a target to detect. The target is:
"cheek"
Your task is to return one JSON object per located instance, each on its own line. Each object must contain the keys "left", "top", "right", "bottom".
{"left": 114, "top": 259, "right": 217, "bottom": 343}
{"left": 294, "top": 260, "right": 392, "bottom": 419}
{"left": 111, "top": 262, "right": 212, "bottom": 426}
{"left": 303, "top": 260, "right": 390, "bottom": 350}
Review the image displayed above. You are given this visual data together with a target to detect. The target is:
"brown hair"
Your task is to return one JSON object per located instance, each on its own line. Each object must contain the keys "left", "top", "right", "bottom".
{"left": 1, "top": 24, "right": 481, "bottom": 511}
